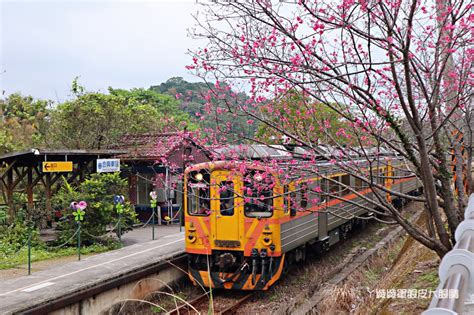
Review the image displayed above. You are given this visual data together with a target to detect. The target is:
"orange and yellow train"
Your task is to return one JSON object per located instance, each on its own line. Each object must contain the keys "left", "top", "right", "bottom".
{"left": 184, "top": 156, "right": 421, "bottom": 290}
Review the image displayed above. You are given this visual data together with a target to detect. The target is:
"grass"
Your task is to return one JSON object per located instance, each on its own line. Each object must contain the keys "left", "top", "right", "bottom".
{"left": 364, "top": 266, "right": 383, "bottom": 283}
{"left": 0, "top": 243, "right": 118, "bottom": 270}
{"left": 151, "top": 305, "right": 166, "bottom": 313}
{"left": 415, "top": 270, "right": 439, "bottom": 291}
{"left": 269, "top": 292, "right": 279, "bottom": 302}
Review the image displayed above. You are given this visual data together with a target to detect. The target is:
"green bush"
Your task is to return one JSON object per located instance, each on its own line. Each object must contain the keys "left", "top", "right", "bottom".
{"left": 0, "top": 222, "right": 41, "bottom": 255}
{"left": 54, "top": 173, "right": 137, "bottom": 245}
{"left": 0, "top": 206, "right": 7, "bottom": 225}
{"left": 0, "top": 210, "right": 120, "bottom": 270}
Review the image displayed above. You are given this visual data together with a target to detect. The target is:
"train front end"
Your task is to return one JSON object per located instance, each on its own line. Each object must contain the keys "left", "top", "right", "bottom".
{"left": 184, "top": 162, "right": 285, "bottom": 290}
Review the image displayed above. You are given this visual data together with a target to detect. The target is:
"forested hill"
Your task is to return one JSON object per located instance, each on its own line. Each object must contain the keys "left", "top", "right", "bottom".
{"left": 151, "top": 77, "right": 211, "bottom": 118}
{"left": 151, "top": 77, "right": 256, "bottom": 141}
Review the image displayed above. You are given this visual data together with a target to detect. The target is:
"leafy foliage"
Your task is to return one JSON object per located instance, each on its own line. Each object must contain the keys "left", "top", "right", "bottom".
{"left": 0, "top": 207, "right": 7, "bottom": 225}
{"left": 54, "top": 173, "right": 137, "bottom": 245}
{"left": 46, "top": 90, "right": 158, "bottom": 149}
{"left": 0, "top": 93, "right": 50, "bottom": 154}
{"left": 108, "top": 87, "right": 195, "bottom": 129}
{"left": 0, "top": 212, "right": 41, "bottom": 268}
{"left": 0, "top": 222, "right": 41, "bottom": 253}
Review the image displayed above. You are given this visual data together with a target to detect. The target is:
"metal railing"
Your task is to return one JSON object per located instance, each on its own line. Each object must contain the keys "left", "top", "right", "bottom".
{"left": 423, "top": 194, "right": 474, "bottom": 315}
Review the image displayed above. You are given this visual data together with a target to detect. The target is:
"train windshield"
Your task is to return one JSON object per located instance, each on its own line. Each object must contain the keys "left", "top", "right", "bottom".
{"left": 244, "top": 171, "right": 274, "bottom": 218}
{"left": 187, "top": 171, "right": 210, "bottom": 216}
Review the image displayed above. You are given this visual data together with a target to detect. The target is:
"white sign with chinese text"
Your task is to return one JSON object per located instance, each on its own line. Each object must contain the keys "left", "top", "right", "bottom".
{"left": 97, "top": 159, "right": 120, "bottom": 173}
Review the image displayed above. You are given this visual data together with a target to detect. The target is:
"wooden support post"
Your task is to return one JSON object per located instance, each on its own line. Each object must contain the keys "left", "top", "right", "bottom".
{"left": 129, "top": 174, "right": 137, "bottom": 205}
{"left": 6, "top": 168, "right": 14, "bottom": 222}
{"left": 45, "top": 173, "right": 52, "bottom": 226}
{"left": 0, "top": 160, "right": 17, "bottom": 182}
{"left": 0, "top": 177, "right": 6, "bottom": 205}
{"left": 27, "top": 168, "right": 33, "bottom": 211}
{"left": 79, "top": 161, "right": 88, "bottom": 182}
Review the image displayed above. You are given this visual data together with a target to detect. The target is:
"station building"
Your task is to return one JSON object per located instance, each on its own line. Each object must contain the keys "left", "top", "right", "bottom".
{"left": 112, "top": 132, "right": 211, "bottom": 223}
{"left": 0, "top": 133, "right": 210, "bottom": 224}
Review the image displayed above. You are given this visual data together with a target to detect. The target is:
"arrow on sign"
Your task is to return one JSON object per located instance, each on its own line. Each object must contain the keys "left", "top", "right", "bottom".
{"left": 42, "top": 161, "right": 72, "bottom": 172}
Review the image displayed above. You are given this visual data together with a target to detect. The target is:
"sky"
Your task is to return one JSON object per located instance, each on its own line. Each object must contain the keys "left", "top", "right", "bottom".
{"left": 0, "top": 0, "right": 206, "bottom": 102}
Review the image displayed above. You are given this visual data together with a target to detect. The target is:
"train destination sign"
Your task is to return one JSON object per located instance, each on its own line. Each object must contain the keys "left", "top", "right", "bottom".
{"left": 42, "top": 161, "right": 73, "bottom": 172}
{"left": 96, "top": 158, "right": 120, "bottom": 173}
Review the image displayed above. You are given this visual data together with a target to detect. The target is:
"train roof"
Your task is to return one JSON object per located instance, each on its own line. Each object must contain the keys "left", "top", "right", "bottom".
{"left": 186, "top": 145, "right": 405, "bottom": 181}
{"left": 213, "top": 144, "right": 398, "bottom": 161}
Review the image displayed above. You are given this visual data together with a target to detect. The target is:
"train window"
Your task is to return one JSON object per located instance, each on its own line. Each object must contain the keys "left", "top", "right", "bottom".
{"left": 354, "top": 177, "right": 365, "bottom": 190}
{"left": 396, "top": 166, "right": 411, "bottom": 178}
{"left": 244, "top": 171, "right": 274, "bottom": 218}
{"left": 290, "top": 190, "right": 297, "bottom": 216}
{"left": 300, "top": 184, "right": 308, "bottom": 210}
{"left": 328, "top": 176, "right": 341, "bottom": 198}
{"left": 219, "top": 181, "right": 234, "bottom": 216}
{"left": 318, "top": 179, "right": 328, "bottom": 203}
{"left": 187, "top": 171, "right": 211, "bottom": 216}
{"left": 284, "top": 185, "right": 290, "bottom": 214}
{"left": 393, "top": 167, "right": 402, "bottom": 177}
{"left": 378, "top": 168, "right": 385, "bottom": 185}
{"left": 340, "top": 175, "right": 350, "bottom": 195}
{"left": 307, "top": 180, "right": 321, "bottom": 207}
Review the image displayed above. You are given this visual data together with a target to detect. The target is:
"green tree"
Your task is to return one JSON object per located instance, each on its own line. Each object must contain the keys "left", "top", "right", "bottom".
{"left": 46, "top": 82, "right": 187, "bottom": 149}
{"left": 108, "top": 87, "right": 193, "bottom": 126}
{"left": 0, "top": 93, "right": 50, "bottom": 154}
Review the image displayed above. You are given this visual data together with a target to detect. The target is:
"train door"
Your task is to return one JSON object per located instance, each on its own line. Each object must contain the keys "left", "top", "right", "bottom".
{"left": 212, "top": 172, "right": 241, "bottom": 243}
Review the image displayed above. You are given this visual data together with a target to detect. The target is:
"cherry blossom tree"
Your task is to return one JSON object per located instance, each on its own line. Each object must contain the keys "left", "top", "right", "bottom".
{"left": 186, "top": 0, "right": 473, "bottom": 257}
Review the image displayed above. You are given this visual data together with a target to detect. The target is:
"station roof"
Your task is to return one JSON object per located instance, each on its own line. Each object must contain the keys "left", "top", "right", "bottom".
{"left": 115, "top": 133, "right": 210, "bottom": 161}
{"left": 0, "top": 149, "right": 126, "bottom": 167}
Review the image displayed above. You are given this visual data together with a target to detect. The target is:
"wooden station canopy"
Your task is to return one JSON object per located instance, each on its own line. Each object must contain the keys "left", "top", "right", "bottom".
{"left": 0, "top": 149, "right": 125, "bottom": 220}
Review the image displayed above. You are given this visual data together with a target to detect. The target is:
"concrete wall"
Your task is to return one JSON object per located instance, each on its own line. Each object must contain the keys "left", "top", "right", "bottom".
{"left": 49, "top": 265, "right": 187, "bottom": 315}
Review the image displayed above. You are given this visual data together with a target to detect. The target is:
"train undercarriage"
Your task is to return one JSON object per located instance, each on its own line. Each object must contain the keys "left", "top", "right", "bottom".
{"left": 188, "top": 250, "right": 285, "bottom": 290}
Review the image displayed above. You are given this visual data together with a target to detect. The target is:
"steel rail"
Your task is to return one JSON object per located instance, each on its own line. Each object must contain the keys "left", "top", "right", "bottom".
{"left": 423, "top": 194, "right": 474, "bottom": 315}
{"left": 17, "top": 253, "right": 187, "bottom": 315}
{"left": 167, "top": 291, "right": 253, "bottom": 315}
{"left": 167, "top": 292, "right": 210, "bottom": 315}
{"left": 218, "top": 293, "right": 253, "bottom": 315}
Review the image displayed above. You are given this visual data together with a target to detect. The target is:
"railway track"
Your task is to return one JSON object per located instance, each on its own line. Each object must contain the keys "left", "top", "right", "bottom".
{"left": 167, "top": 291, "right": 253, "bottom": 315}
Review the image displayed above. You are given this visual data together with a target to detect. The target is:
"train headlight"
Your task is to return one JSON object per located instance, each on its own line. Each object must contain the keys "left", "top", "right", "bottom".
{"left": 195, "top": 173, "right": 203, "bottom": 181}
{"left": 262, "top": 236, "right": 272, "bottom": 246}
{"left": 187, "top": 223, "right": 197, "bottom": 243}
{"left": 262, "top": 225, "right": 273, "bottom": 246}
{"left": 188, "top": 234, "right": 197, "bottom": 243}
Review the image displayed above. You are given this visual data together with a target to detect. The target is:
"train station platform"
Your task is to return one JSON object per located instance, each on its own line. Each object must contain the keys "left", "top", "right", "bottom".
{"left": 0, "top": 227, "right": 185, "bottom": 314}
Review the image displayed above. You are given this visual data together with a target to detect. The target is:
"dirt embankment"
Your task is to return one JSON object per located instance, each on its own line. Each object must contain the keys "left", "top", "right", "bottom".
{"left": 311, "top": 213, "right": 439, "bottom": 314}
